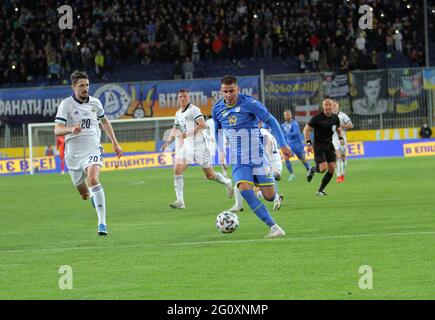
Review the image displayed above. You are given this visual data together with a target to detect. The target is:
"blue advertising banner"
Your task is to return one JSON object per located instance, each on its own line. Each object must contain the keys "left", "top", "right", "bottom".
{"left": 0, "top": 76, "right": 259, "bottom": 123}
{"left": 264, "top": 77, "right": 320, "bottom": 98}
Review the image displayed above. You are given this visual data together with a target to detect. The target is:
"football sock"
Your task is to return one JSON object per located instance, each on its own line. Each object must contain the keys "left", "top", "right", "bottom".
{"left": 303, "top": 161, "right": 310, "bottom": 171}
{"left": 343, "top": 159, "right": 347, "bottom": 176}
{"left": 174, "top": 175, "right": 184, "bottom": 202}
{"left": 319, "top": 172, "right": 333, "bottom": 191}
{"left": 335, "top": 160, "right": 341, "bottom": 177}
{"left": 215, "top": 172, "right": 231, "bottom": 186}
{"left": 234, "top": 186, "right": 243, "bottom": 208}
{"left": 285, "top": 160, "right": 294, "bottom": 174}
{"left": 91, "top": 184, "right": 106, "bottom": 225}
{"left": 241, "top": 190, "right": 276, "bottom": 227}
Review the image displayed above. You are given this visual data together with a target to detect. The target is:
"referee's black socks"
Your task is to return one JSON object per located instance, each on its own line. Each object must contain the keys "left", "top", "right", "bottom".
{"left": 319, "top": 171, "right": 333, "bottom": 192}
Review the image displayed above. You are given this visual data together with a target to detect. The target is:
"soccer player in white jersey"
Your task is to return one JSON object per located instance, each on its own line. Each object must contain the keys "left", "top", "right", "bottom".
{"left": 230, "top": 121, "right": 284, "bottom": 212}
{"left": 204, "top": 116, "right": 228, "bottom": 177}
{"left": 54, "top": 71, "right": 122, "bottom": 236}
{"left": 161, "top": 89, "right": 233, "bottom": 209}
{"left": 332, "top": 101, "right": 353, "bottom": 183}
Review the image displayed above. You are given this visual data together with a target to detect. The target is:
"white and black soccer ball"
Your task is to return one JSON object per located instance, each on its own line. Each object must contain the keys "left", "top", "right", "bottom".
{"left": 216, "top": 211, "right": 239, "bottom": 234}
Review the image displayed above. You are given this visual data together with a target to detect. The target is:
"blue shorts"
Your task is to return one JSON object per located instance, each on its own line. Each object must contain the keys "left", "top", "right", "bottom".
{"left": 232, "top": 163, "right": 275, "bottom": 187}
{"left": 290, "top": 144, "right": 306, "bottom": 160}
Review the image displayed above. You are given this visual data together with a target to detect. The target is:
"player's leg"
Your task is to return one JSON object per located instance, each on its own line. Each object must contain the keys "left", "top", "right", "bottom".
{"left": 76, "top": 180, "right": 91, "bottom": 200}
{"left": 335, "top": 150, "right": 342, "bottom": 182}
{"left": 340, "top": 150, "right": 347, "bottom": 182}
{"left": 60, "top": 156, "right": 65, "bottom": 174}
{"left": 199, "top": 142, "right": 233, "bottom": 198}
{"left": 202, "top": 166, "right": 234, "bottom": 197}
{"left": 171, "top": 162, "right": 188, "bottom": 209}
{"left": 317, "top": 146, "right": 336, "bottom": 195}
{"left": 284, "top": 146, "right": 294, "bottom": 180}
{"left": 295, "top": 146, "right": 311, "bottom": 172}
{"left": 285, "top": 159, "right": 295, "bottom": 181}
{"left": 233, "top": 165, "right": 283, "bottom": 237}
{"left": 86, "top": 164, "right": 108, "bottom": 235}
{"left": 307, "top": 147, "right": 326, "bottom": 182}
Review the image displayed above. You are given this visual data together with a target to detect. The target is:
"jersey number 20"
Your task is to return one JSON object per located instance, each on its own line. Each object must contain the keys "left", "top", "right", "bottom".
{"left": 81, "top": 119, "right": 91, "bottom": 129}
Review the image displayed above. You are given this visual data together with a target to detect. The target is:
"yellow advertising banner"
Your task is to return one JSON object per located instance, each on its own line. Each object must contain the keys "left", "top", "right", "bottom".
{"left": 102, "top": 152, "right": 174, "bottom": 171}
{"left": 403, "top": 141, "right": 435, "bottom": 157}
{"left": 0, "top": 156, "right": 56, "bottom": 174}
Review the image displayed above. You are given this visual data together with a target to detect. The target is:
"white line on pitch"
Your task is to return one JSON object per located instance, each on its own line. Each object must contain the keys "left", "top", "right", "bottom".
{"left": 0, "top": 230, "right": 434, "bottom": 254}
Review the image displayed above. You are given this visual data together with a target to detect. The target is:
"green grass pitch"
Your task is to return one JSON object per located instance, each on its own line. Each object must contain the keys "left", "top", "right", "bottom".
{"left": 0, "top": 156, "right": 434, "bottom": 299}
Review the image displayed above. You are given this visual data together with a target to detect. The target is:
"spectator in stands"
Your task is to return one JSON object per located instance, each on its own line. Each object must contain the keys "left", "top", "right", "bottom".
{"left": 419, "top": 123, "right": 432, "bottom": 139}
{"left": 393, "top": 30, "right": 403, "bottom": 53}
{"left": 45, "top": 145, "right": 54, "bottom": 156}
{"left": 173, "top": 59, "right": 182, "bottom": 80}
{"left": 95, "top": 50, "right": 104, "bottom": 79}
{"left": 182, "top": 57, "right": 194, "bottom": 80}
{"left": 0, "top": 0, "right": 426, "bottom": 85}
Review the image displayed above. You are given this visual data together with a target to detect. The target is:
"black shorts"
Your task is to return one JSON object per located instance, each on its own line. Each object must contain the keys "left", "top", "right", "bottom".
{"left": 314, "top": 143, "right": 336, "bottom": 165}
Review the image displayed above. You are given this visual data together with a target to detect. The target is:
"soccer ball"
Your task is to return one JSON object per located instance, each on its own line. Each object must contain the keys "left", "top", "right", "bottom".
{"left": 216, "top": 211, "right": 239, "bottom": 234}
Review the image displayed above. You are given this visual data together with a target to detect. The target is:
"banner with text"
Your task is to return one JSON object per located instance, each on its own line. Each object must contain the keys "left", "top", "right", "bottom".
{"left": 0, "top": 77, "right": 259, "bottom": 123}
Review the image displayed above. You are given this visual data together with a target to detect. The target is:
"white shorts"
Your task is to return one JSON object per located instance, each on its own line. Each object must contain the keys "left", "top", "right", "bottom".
{"left": 65, "top": 146, "right": 103, "bottom": 186}
{"left": 333, "top": 138, "right": 347, "bottom": 154}
{"left": 175, "top": 141, "right": 211, "bottom": 168}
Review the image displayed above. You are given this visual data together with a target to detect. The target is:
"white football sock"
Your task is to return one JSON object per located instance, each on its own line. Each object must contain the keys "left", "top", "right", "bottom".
{"left": 342, "top": 159, "right": 347, "bottom": 176}
{"left": 336, "top": 160, "right": 342, "bottom": 177}
{"left": 174, "top": 175, "right": 184, "bottom": 202}
{"left": 234, "top": 186, "right": 243, "bottom": 208}
{"left": 91, "top": 184, "right": 106, "bottom": 225}
{"left": 215, "top": 172, "right": 231, "bottom": 187}
{"left": 274, "top": 193, "right": 280, "bottom": 201}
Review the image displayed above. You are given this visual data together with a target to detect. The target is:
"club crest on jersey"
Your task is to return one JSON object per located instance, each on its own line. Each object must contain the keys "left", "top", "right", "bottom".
{"left": 94, "top": 84, "right": 131, "bottom": 120}
{"left": 235, "top": 107, "right": 240, "bottom": 112}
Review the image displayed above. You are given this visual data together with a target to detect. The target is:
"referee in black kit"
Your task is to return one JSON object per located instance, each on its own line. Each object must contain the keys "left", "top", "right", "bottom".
{"left": 303, "top": 98, "right": 345, "bottom": 196}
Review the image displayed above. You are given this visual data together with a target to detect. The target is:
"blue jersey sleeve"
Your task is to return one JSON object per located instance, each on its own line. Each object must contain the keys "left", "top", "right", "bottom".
{"left": 264, "top": 115, "right": 288, "bottom": 148}
{"left": 250, "top": 99, "right": 271, "bottom": 123}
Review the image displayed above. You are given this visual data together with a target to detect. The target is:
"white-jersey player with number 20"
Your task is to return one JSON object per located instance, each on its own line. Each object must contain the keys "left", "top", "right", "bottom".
{"left": 54, "top": 71, "right": 123, "bottom": 236}
{"left": 332, "top": 101, "right": 353, "bottom": 183}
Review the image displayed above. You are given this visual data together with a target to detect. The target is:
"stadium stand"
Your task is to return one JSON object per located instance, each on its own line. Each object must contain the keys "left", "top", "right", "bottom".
{"left": 0, "top": 0, "right": 429, "bottom": 88}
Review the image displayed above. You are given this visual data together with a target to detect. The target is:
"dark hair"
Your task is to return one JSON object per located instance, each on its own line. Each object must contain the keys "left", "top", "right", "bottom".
{"left": 70, "top": 71, "right": 89, "bottom": 85}
{"left": 178, "top": 88, "right": 189, "bottom": 94}
{"left": 365, "top": 73, "right": 382, "bottom": 83}
{"left": 221, "top": 75, "right": 238, "bottom": 85}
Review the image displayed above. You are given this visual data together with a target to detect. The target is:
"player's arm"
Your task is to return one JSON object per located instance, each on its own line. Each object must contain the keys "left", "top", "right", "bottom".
{"left": 303, "top": 124, "right": 314, "bottom": 154}
{"left": 100, "top": 117, "right": 123, "bottom": 158}
{"left": 161, "top": 126, "right": 181, "bottom": 150}
{"left": 342, "top": 119, "right": 353, "bottom": 130}
{"left": 54, "top": 102, "right": 81, "bottom": 136}
{"left": 54, "top": 123, "right": 81, "bottom": 136}
{"left": 183, "top": 116, "right": 206, "bottom": 139}
{"left": 252, "top": 100, "right": 292, "bottom": 159}
{"left": 336, "top": 126, "right": 345, "bottom": 145}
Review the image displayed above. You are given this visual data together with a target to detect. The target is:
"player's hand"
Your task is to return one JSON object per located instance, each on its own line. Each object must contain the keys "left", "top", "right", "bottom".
{"left": 71, "top": 124, "right": 81, "bottom": 135}
{"left": 306, "top": 145, "right": 314, "bottom": 154}
{"left": 219, "top": 152, "right": 226, "bottom": 165}
{"left": 182, "top": 131, "right": 194, "bottom": 139}
{"left": 280, "top": 145, "right": 292, "bottom": 160}
{"left": 339, "top": 138, "right": 345, "bottom": 146}
{"left": 113, "top": 143, "right": 123, "bottom": 159}
{"left": 160, "top": 142, "right": 169, "bottom": 151}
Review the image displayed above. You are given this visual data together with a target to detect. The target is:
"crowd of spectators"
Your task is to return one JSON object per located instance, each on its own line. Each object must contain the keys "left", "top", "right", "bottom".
{"left": 0, "top": 0, "right": 427, "bottom": 86}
